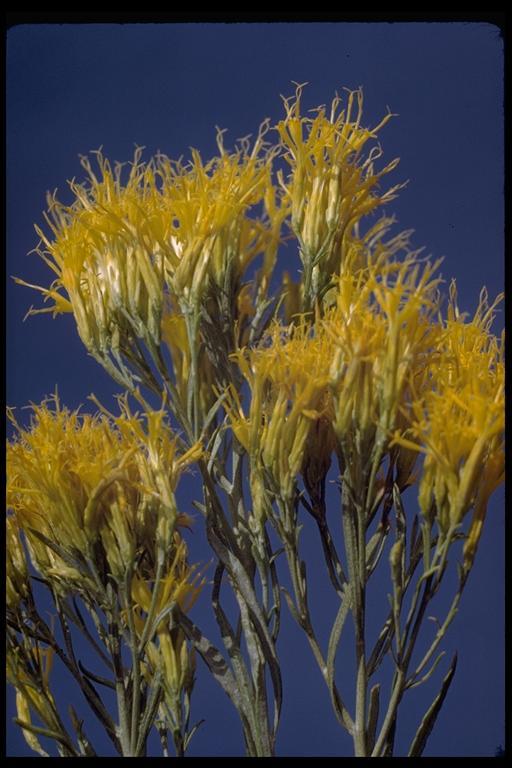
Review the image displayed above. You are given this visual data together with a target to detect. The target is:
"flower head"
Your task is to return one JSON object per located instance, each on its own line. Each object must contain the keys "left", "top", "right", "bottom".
{"left": 324, "top": 255, "right": 441, "bottom": 471}
{"left": 393, "top": 283, "right": 504, "bottom": 550}
{"left": 6, "top": 394, "right": 201, "bottom": 588}
{"left": 277, "top": 84, "right": 404, "bottom": 308}
{"left": 226, "top": 321, "right": 332, "bottom": 525}
{"left": 156, "top": 124, "right": 286, "bottom": 311}
{"left": 19, "top": 134, "right": 286, "bottom": 394}
{"left": 15, "top": 150, "right": 167, "bottom": 388}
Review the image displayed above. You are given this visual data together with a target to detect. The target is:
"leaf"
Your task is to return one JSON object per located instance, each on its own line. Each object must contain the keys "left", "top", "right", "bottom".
{"left": 392, "top": 483, "right": 406, "bottom": 537}
{"left": 27, "top": 527, "right": 87, "bottom": 575}
{"left": 409, "top": 514, "right": 419, "bottom": 566}
{"left": 69, "top": 598, "right": 113, "bottom": 671}
{"left": 367, "top": 683, "right": 380, "bottom": 753}
{"left": 184, "top": 719, "right": 205, "bottom": 751}
{"left": 175, "top": 608, "right": 244, "bottom": 712}
{"left": 406, "top": 651, "right": 446, "bottom": 690}
{"left": 14, "top": 718, "right": 75, "bottom": 756}
{"left": 280, "top": 585, "right": 301, "bottom": 626}
{"left": 202, "top": 389, "right": 228, "bottom": 437}
{"left": 367, "top": 617, "right": 393, "bottom": 677}
{"left": 269, "top": 547, "right": 285, "bottom": 565}
{"left": 69, "top": 705, "right": 96, "bottom": 756}
{"left": 205, "top": 517, "right": 283, "bottom": 738}
{"left": 77, "top": 661, "right": 115, "bottom": 690}
{"left": 326, "top": 588, "right": 354, "bottom": 734}
{"left": 211, "top": 563, "right": 255, "bottom": 727}
{"left": 366, "top": 525, "right": 389, "bottom": 580}
{"left": 135, "top": 669, "right": 163, "bottom": 756}
{"left": 178, "top": 605, "right": 265, "bottom": 756}
{"left": 408, "top": 652, "right": 458, "bottom": 757}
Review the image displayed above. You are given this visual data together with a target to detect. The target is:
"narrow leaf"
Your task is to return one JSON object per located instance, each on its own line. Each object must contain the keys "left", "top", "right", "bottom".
{"left": 367, "top": 683, "right": 380, "bottom": 753}
{"left": 408, "top": 652, "right": 458, "bottom": 757}
{"left": 206, "top": 518, "right": 283, "bottom": 732}
{"left": 326, "top": 588, "right": 354, "bottom": 734}
{"left": 176, "top": 609, "right": 245, "bottom": 713}
{"left": 27, "top": 527, "right": 87, "bottom": 574}
{"left": 184, "top": 719, "right": 205, "bottom": 751}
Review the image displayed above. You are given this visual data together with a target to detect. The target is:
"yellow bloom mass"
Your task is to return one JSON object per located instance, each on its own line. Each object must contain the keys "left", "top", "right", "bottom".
{"left": 18, "top": 130, "right": 287, "bottom": 396}
{"left": 322, "top": 255, "right": 441, "bottom": 477}
{"left": 226, "top": 320, "right": 333, "bottom": 524}
{"left": 6, "top": 394, "right": 202, "bottom": 586}
{"left": 156, "top": 124, "right": 286, "bottom": 310}
{"left": 226, "top": 252, "right": 443, "bottom": 521}
{"left": 393, "top": 283, "right": 504, "bottom": 553}
{"left": 277, "top": 84, "right": 404, "bottom": 309}
{"left": 16, "top": 149, "right": 167, "bottom": 365}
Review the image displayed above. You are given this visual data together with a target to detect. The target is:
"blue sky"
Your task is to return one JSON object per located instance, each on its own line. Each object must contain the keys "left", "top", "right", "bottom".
{"left": 6, "top": 21, "right": 504, "bottom": 757}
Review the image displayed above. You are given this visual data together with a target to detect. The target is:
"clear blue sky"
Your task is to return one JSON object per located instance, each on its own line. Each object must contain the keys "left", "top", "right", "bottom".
{"left": 6, "top": 21, "right": 504, "bottom": 757}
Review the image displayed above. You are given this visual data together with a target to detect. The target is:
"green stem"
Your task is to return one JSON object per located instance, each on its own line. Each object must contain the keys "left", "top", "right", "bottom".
{"left": 280, "top": 497, "right": 354, "bottom": 735}
{"left": 123, "top": 569, "right": 142, "bottom": 756}
{"left": 110, "top": 621, "right": 131, "bottom": 756}
{"left": 184, "top": 308, "right": 201, "bottom": 440}
{"left": 137, "top": 555, "right": 165, "bottom": 655}
{"left": 372, "top": 574, "right": 434, "bottom": 757}
{"left": 371, "top": 668, "right": 405, "bottom": 757}
{"left": 409, "top": 586, "right": 464, "bottom": 685}
{"left": 341, "top": 474, "right": 367, "bottom": 756}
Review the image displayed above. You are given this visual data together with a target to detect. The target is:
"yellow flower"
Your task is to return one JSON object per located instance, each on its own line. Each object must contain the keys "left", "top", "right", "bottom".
{"left": 225, "top": 254, "right": 440, "bottom": 519}
{"left": 226, "top": 321, "right": 333, "bottom": 523}
{"left": 6, "top": 394, "right": 202, "bottom": 586}
{"left": 156, "top": 125, "right": 286, "bottom": 311}
{"left": 277, "top": 84, "right": 404, "bottom": 308}
{"left": 324, "top": 255, "right": 441, "bottom": 465}
{"left": 130, "top": 536, "right": 204, "bottom": 695}
{"left": 19, "top": 137, "right": 286, "bottom": 394}
{"left": 7, "top": 398, "right": 103, "bottom": 568}
{"left": 16, "top": 150, "right": 167, "bottom": 386}
{"left": 131, "top": 536, "right": 205, "bottom": 619}
{"left": 393, "top": 284, "right": 504, "bottom": 540}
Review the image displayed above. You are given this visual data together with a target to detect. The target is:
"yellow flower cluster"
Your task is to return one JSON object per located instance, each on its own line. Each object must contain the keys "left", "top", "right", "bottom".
{"left": 157, "top": 125, "right": 285, "bottom": 310}
{"left": 277, "top": 85, "right": 403, "bottom": 307}
{"left": 326, "top": 256, "right": 441, "bottom": 452}
{"left": 6, "top": 395, "right": 202, "bottom": 586}
{"left": 18, "top": 130, "right": 286, "bottom": 393}
{"left": 16, "top": 150, "right": 167, "bottom": 369}
{"left": 131, "top": 537, "right": 203, "bottom": 698}
{"left": 226, "top": 321, "right": 333, "bottom": 526}
{"left": 6, "top": 396, "right": 205, "bottom": 750}
{"left": 226, "top": 255, "right": 442, "bottom": 521}
{"left": 394, "top": 284, "right": 504, "bottom": 562}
